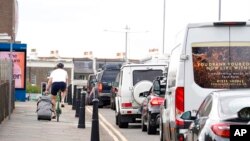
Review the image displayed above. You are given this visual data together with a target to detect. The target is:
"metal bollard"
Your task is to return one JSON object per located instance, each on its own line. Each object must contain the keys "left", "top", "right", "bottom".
{"left": 78, "top": 91, "right": 86, "bottom": 128}
{"left": 72, "top": 85, "right": 77, "bottom": 110}
{"left": 90, "top": 98, "right": 100, "bottom": 141}
{"left": 67, "top": 84, "right": 72, "bottom": 105}
{"left": 75, "top": 88, "right": 81, "bottom": 117}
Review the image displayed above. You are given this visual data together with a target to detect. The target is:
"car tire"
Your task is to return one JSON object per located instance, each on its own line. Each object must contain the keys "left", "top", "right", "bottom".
{"left": 118, "top": 113, "right": 128, "bottom": 128}
{"left": 141, "top": 115, "right": 147, "bottom": 132}
{"left": 147, "top": 113, "right": 157, "bottom": 134}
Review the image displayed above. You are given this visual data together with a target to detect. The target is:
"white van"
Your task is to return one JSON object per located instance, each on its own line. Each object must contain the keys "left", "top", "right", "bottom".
{"left": 160, "top": 21, "right": 250, "bottom": 141}
{"left": 115, "top": 63, "right": 168, "bottom": 128}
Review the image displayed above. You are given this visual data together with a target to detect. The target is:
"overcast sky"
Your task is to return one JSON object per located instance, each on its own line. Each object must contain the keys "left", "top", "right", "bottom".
{"left": 16, "top": 0, "right": 250, "bottom": 59}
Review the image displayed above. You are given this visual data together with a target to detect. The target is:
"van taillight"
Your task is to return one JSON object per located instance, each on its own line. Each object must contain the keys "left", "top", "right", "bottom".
{"left": 175, "top": 87, "right": 184, "bottom": 115}
{"left": 214, "top": 21, "right": 246, "bottom": 26}
{"left": 175, "top": 87, "right": 184, "bottom": 126}
{"left": 211, "top": 123, "right": 230, "bottom": 138}
{"left": 98, "top": 83, "right": 103, "bottom": 92}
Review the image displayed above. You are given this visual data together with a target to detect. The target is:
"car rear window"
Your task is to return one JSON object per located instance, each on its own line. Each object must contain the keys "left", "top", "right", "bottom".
{"left": 220, "top": 96, "right": 250, "bottom": 117}
{"left": 192, "top": 42, "right": 250, "bottom": 89}
{"left": 101, "top": 70, "right": 119, "bottom": 82}
{"left": 133, "top": 70, "right": 163, "bottom": 85}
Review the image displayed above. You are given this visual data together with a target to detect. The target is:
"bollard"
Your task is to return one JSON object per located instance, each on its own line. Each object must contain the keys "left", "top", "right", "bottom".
{"left": 67, "top": 84, "right": 72, "bottom": 105}
{"left": 78, "top": 91, "right": 86, "bottom": 128}
{"left": 75, "top": 88, "right": 81, "bottom": 117}
{"left": 91, "top": 98, "right": 100, "bottom": 141}
{"left": 72, "top": 85, "right": 77, "bottom": 110}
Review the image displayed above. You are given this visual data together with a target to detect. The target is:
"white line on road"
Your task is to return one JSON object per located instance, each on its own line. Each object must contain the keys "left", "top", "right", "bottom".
{"left": 86, "top": 106, "right": 128, "bottom": 141}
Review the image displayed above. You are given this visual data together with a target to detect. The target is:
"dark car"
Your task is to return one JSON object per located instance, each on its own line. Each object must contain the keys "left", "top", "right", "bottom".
{"left": 110, "top": 72, "right": 120, "bottom": 110}
{"left": 180, "top": 89, "right": 250, "bottom": 141}
{"left": 95, "top": 64, "right": 121, "bottom": 107}
{"left": 140, "top": 76, "right": 166, "bottom": 134}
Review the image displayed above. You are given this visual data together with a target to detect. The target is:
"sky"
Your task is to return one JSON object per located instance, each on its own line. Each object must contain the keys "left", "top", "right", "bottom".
{"left": 16, "top": 0, "right": 250, "bottom": 59}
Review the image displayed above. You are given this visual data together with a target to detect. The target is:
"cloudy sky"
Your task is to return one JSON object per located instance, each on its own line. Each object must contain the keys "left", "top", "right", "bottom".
{"left": 16, "top": 0, "right": 250, "bottom": 59}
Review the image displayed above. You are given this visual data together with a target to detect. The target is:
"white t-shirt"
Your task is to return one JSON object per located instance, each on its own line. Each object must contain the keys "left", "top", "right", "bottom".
{"left": 49, "top": 68, "right": 68, "bottom": 83}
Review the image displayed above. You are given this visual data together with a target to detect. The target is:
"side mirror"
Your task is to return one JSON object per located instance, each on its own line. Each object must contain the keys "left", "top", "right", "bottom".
{"left": 164, "top": 99, "right": 167, "bottom": 108}
{"left": 180, "top": 111, "right": 197, "bottom": 129}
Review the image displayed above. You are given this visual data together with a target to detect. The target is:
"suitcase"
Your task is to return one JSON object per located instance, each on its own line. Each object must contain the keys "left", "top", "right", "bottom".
{"left": 37, "top": 95, "right": 53, "bottom": 120}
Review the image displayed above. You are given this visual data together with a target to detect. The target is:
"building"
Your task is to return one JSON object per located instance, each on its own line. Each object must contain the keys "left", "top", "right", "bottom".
{"left": 0, "top": 0, "right": 18, "bottom": 40}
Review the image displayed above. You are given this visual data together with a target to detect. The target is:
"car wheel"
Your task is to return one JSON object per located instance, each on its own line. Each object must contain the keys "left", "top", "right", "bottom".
{"left": 147, "top": 113, "right": 157, "bottom": 135}
{"left": 118, "top": 113, "right": 128, "bottom": 128}
{"left": 141, "top": 115, "right": 147, "bottom": 132}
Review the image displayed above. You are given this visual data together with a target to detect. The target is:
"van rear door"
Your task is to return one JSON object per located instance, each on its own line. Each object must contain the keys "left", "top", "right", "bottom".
{"left": 185, "top": 24, "right": 229, "bottom": 111}
{"left": 184, "top": 22, "right": 250, "bottom": 111}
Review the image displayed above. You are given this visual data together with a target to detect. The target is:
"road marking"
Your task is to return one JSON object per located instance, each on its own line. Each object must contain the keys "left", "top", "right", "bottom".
{"left": 86, "top": 106, "right": 128, "bottom": 141}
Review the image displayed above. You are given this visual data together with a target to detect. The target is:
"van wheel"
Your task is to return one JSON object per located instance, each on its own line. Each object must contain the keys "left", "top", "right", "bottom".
{"left": 147, "top": 114, "right": 157, "bottom": 134}
{"left": 118, "top": 113, "right": 128, "bottom": 128}
{"left": 141, "top": 115, "right": 147, "bottom": 131}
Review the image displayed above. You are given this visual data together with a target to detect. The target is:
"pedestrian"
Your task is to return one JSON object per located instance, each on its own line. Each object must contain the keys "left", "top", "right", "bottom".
{"left": 45, "top": 62, "right": 68, "bottom": 119}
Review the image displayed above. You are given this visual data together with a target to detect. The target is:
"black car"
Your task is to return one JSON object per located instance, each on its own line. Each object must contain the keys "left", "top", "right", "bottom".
{"left": 181, "top": 89, "right": 250, "bottom": 141}
{"left": 95, "top": 64, "right": 121, "bottom": 107}
{"left": 140, "top": 76, "right": 166, "bottom": 134}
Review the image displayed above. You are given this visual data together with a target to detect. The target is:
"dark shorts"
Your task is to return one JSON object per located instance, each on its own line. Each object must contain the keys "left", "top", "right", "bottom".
{"left": 51, "top": 82, "right": 66, "bottom": 96}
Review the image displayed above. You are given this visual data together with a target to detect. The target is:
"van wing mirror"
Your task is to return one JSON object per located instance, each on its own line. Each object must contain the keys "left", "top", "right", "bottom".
{"left": 180, "top": 111, "right": 197, "bottom": 128}
{"left": 164, "top": 99, "right": 167, "bottom": 108}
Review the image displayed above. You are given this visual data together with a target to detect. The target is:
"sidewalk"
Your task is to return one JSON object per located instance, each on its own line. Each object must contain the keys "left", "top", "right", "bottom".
{"left": 0, "top": 101, "right": 112, "bottom": 141}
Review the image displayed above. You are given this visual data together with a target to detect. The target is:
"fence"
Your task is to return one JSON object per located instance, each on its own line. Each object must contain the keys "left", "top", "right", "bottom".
{"left": 0, "top": 59, "right": 15, "bottom": 123}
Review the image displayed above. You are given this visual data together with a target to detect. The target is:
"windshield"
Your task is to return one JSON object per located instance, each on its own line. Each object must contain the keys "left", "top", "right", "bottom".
{"left": 133, "top": 70, "right": 163, "bottom": 86}
{"left": 101, "top": 70, "right": 119, "bottom": 83}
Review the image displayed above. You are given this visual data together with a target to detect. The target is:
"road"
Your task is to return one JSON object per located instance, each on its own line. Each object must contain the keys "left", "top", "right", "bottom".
{"left": 86, "top": 106, "right": 160, "bottom": 141}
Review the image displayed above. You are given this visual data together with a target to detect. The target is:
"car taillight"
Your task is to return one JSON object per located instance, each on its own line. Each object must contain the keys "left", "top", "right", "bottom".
{"left": 98, "top": 83, "right": 102, "bottom": 92}
{"left": 175, "top": 87, "right": 184, "bottom": 126}
{"left": 211, "top": 123, "right": 230, "bottom": 138}
{"left": 121, "top": 102, "right": 132, "bottom": 108}
{"left": 150, "top": 97, "right": 164, "bottom": 106}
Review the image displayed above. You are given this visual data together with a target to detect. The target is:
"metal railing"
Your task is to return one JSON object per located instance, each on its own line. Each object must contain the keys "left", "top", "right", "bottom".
{"left": 0, "top": 60, "right": 15, "bottom": 123}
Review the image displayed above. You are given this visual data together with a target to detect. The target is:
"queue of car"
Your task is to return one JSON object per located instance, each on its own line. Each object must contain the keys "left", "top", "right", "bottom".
{"left": 85, "top": 21, "right": 250, "bottom": 141}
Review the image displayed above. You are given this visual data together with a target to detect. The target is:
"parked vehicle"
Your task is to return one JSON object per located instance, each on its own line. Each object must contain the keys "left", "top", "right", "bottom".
{"left": 115, "top": 63, "right": 168, "bottom": 128}
{"left": 181, "top": 89, "right": 250, "bottom": 141}
{"left": 160, "top": 21, "right": 250, "bottom": 141}
{"left": 95, "top": 64, "right": 120, "bottom": 107}
{"left": 86, "top": 74, "right": 96, "bottom": 105}
{"left": 110, "top": 72, "right": 120, "bottom": 110}
{"left": 140, "top": 76, "right": 166, "bottom": 134}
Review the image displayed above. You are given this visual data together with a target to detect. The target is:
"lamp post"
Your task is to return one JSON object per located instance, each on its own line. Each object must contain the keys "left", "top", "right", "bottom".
{"left": 218, "top": 0, "right": 221, "bottom": 21}
{"left": 104, "top": 25, "right": 148, "bottom": 63}
{"left": 162, "top": 0, "right": 166, "bottom": 54}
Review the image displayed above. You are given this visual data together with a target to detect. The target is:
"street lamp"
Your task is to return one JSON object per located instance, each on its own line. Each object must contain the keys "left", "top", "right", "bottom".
{"left": 104, "top": 25, "right": 148, "bottom": 63}
{"left": 162, "top": 0, "right": 166, "bottom": 54}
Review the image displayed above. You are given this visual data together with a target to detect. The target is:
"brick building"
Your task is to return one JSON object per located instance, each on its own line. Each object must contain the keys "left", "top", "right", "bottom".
{"left": 0, "top": 0, "right": 18, "bottom": 40}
